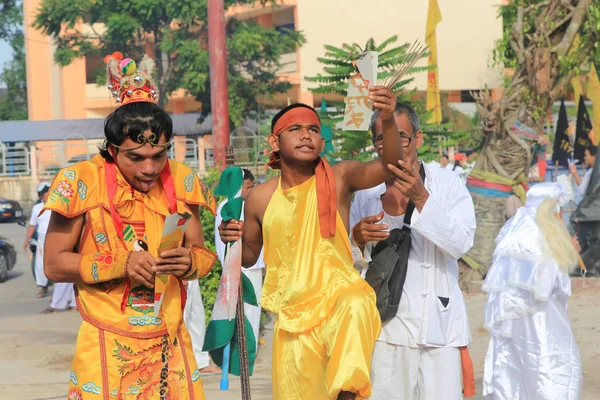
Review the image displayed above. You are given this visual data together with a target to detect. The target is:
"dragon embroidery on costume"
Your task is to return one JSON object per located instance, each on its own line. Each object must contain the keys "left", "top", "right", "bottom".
{"left": 113, "top": 339, "right": 187, "bottom": 399}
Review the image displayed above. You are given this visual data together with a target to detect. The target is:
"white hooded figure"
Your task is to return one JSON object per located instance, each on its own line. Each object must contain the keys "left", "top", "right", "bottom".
{"left": 482, "top": 182, "right": 582, "bottom": 400}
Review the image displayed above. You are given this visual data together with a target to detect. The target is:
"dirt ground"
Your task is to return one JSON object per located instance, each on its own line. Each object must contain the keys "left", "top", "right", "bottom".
{"left": 0, "top": 220, "right": 598, "bottom": 399}
{"left": 1, "top": 279, "right": 599, "bottom": 399}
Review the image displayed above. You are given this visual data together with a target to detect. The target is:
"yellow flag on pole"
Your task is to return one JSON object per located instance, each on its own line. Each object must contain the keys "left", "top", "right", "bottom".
{"left": 570, "top": 36, "right": 584, "bottom": 105}
{"left": 585, "top": 64, "right": 600, "bottom": 145}
{"left": 425, "top": 0, "right": 442, "bottom": 125}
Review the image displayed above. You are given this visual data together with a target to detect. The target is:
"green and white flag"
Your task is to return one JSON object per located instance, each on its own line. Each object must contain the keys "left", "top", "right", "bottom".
{"left": 202, "top": 166, "right": 258, "bottom": 376}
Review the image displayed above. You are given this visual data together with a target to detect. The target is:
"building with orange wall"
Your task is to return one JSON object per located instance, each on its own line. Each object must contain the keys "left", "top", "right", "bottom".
{"left": 23, "top": 0, "right": 505, "bottom": 122}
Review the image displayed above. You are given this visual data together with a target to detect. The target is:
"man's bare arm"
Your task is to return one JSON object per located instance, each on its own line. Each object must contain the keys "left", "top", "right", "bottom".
{"left": 340, "top": 118, "right": 403, "bottom": 193}
{"left": 44, "top": 212, "right": 85, "bottom": 283}
{"left": 23, "top": 225, "right": 36, "bottom": 251}
{"left": 182, "top": 204, "right": 205, "bottom": 248}
{"left": 337, "top": 88, "right": 404, "bottom": 193}
{"left": 241, "top": 190, "right": 264, "bottom": 268}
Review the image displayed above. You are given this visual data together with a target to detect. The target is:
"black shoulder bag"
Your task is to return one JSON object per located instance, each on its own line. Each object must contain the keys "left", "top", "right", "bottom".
{"left": 364, "top": 166, "right": 425, "bottom": 323}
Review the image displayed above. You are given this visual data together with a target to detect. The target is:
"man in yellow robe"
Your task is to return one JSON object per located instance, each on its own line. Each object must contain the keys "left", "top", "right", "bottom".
{"left": 43, "top": 52, "right": 216, "bottom": 399}
{"left": 218, "top": 87, "right": 404, "bottom": 399}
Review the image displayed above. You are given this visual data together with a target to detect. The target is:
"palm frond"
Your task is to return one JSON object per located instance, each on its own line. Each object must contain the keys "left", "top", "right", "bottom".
{"left": 316, "top": 57, "right": 351, "bottom": 67}
{"left": 375, "top": 35, "right": 398, "bottom": 52}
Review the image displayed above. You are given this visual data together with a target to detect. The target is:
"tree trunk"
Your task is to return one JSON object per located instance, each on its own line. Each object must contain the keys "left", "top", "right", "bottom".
{"left": 463, "top": 0, "right": 593, "bottom": 278}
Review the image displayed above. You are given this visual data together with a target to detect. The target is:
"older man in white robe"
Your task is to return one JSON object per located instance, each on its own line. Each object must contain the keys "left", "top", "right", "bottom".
{"left": 350, "top": 103, "right": 476, "bottom": 400}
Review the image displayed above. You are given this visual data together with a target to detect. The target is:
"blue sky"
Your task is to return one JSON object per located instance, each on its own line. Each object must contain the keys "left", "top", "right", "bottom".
{"left": 0, "top": 40, "right": 14, "bottom": 88}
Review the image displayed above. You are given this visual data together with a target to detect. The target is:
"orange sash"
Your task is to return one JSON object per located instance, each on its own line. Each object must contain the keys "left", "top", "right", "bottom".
{"left": 268, "top": 107, "right": 336, "bottom": 238}
{"left": 460, "top": 346, "right": 476, "bottom": 398}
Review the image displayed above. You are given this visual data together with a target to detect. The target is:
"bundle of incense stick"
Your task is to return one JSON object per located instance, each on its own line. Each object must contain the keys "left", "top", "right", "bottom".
{"left": 381, "top": 40, "right": 429, "bottom": 89}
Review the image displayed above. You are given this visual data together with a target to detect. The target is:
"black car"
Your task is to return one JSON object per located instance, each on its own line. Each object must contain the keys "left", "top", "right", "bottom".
{"left": 0, "top": 198, "right": 24, "bottom": 222}
{"left": 0, "top": 235, "right": 17, "bottom": 282}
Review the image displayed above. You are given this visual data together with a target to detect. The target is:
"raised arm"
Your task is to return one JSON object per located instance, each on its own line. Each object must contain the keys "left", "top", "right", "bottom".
{"left": 408, "top": 173, "right": 476, "bottom": 260}
{"left": 339, "top": 87, "right": 404, "bottom": 193}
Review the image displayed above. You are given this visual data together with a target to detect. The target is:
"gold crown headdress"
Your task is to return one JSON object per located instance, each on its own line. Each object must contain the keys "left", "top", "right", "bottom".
{"left": 105, "top": 51, "right": 159, "bottom": 105}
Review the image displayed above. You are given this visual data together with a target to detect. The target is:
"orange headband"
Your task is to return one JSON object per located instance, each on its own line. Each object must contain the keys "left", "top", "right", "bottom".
{"left": 272, "top": 107, "right": 320, "bottom": 136}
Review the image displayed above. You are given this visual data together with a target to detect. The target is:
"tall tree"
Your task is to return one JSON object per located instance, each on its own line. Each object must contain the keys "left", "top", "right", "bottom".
{"left": 0, "top": 0, "right": 27, "bottom": 121}
{"left": 33, "top": 0, "right": 304, "bottom": 125}
{"left": 0, "top": 0, "right": 21, "bottom": 41}
{"left": 464, "top": 0, "right": 600, "bottom": 276}
{"left": 305, "top": 36, "right": 465, "bottom": 162}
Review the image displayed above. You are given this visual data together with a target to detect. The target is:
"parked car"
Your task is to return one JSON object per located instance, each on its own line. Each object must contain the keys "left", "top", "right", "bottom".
{"left": 0, "top": 235, "right": 17, "bottom": 282}
{"left": 0, "top": 198, "right": 24, "bottom": 222}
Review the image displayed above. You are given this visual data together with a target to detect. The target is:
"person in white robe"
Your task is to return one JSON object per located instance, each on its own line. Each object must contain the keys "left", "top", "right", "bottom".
{"left": 351, "top": 103, "right": 476, "bottom": 400}
{"left": 439, "top": 154, "right": 454, "bottom": 170}
{"left": 569, "top": 146, "right": 596, "bottom": 204}
{"left": 183, "top": 279, "right": 212, "bottom": 371}
{"left": 43, "top": 282, "right": 77, "bottom": 313}
{"left": 24, "top": 182, "right": 53, "bottom": 299}
{"left": 452, "top": 153, "right": 468, "bottom": 183}
{"left": 26, "top": 182, "right": 77, "bottom": 313}
{"left": 482, "top": 182, "right": 582, "bottom": 400}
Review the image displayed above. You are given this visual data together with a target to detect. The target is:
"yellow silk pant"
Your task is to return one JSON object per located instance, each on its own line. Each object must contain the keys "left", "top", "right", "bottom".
{"left": 272, "top": 285, "right": 381, "bottom": 400}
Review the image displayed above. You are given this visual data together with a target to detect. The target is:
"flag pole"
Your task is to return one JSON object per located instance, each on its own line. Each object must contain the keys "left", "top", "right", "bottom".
{"left": 218, "top": 146, "right": 235, "bottom": 391}
{"left": 222, "top": 145, "right": 252, "bottom": 399}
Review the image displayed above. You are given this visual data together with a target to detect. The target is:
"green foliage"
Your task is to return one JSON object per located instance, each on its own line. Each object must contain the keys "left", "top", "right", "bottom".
{"left": 306, "top": 36, "right": 465, "bottom": 162}
{"left": 0, "top": 0, "right": 27, "bottom": 120}
{"left": 0, "top": 1, "right": 21, "bottom": 41}
{"left": 34, "top": 0, "right": 304, "bottom": 125}
{"left": 493, "top": 0, "right": 600, "bottom": 81}
{"left": 177, "top": 18, "right": 305, "bottom": 126}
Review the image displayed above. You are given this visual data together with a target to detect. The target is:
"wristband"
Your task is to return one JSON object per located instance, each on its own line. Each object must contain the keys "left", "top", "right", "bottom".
{"left": 181, "top": 245, "right": 217, "bottom": 281}
{"left": 79, "top": 251, "right": 130, "bottom": 283}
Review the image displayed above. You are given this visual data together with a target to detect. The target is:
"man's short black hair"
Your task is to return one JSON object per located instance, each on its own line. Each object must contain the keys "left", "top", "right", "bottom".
{"left": 441, "top": 154, "right": 449, "bottom": 160}
{"left": 242, "top": 169, "right": 255, "bottom": 181}
{"left": 370, "top": 101, "right": 420, "bottom": 137}
{"left": 587, "top": 146, "right": 598, "bottom": 157}
{"left": 271, "top": 103, "right": 320, "bottom": 134}
{"left": 100, "top": 102, "right": 173, "bottom": 162}
{"left": 38, "top": 186, "right": 50, "bottom": 197}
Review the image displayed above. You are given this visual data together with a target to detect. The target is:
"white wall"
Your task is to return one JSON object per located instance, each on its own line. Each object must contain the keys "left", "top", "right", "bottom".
{"left": 297, "top": 0, "right": 504, "bottom": 92}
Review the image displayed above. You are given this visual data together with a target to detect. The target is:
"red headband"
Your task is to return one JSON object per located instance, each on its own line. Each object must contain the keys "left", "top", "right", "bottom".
{"left": 272, "top": 107, "right": 320, "bottom": 136}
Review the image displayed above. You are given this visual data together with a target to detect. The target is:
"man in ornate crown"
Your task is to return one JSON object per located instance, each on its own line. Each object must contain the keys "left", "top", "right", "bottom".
{"left": 42, "top": 51, "right": 217, "bottom": 399}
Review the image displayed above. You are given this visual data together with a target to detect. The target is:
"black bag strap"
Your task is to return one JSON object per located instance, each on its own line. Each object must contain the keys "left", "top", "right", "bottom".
{"left": 402, "top": 163, "right": 426, "bottom": 228}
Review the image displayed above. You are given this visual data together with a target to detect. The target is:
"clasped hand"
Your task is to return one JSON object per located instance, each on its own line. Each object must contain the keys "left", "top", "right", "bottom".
{"left": 126, "top": 247, "right": 192, "bottom": 289}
